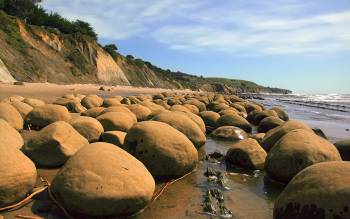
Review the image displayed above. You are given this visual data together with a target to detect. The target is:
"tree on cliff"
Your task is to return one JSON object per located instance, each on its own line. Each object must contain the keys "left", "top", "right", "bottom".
{"left": 0, "top": 0, "right": 98, "bottom": 39}
{"left": 103, "top": 44, "right": 119, "bottom": 59}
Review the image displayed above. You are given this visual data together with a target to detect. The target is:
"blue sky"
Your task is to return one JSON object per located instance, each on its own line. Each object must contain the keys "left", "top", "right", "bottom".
{"left": 41, "top": 0, "right": 350, "bottom": 93}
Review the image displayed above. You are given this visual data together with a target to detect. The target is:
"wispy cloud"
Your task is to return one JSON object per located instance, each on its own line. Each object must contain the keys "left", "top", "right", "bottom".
{"left": 42, "top": 0, "right": 350, "bottom": 55}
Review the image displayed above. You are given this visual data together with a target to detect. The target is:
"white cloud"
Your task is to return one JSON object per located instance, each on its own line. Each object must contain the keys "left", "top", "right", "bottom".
{"left": 41, "top": 0, "right": 350, "bottom": 55}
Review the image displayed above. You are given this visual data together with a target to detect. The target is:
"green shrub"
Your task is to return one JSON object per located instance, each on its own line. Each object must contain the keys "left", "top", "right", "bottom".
{"left": 0, "top": 10, "right": 29, "bottom": 53}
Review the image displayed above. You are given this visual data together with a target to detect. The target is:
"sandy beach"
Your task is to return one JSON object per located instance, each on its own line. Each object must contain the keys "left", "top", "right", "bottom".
{"left": 0, "top": 82, "right": 196, "bottom": 103}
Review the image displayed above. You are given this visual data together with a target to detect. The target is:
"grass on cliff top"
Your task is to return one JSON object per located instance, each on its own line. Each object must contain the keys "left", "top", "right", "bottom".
{"left": 0, "top": 10, "right": 29, "bottom": 54}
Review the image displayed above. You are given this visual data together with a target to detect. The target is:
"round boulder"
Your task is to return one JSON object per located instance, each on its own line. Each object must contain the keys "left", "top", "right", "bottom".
{"left": 210, "top": 126, "right": 248, "bottom": 141}
{"left": 258, "top": 116, "right": 284, "bottom": 133}
{"left": 0, "top": 119, "right": 23, "bottom": 149}
{"left": 274, "top": 161, "right": 350, "bottom": 219}
{"left": 216, "top": 113, "right": 252, "bottom": 133}
{"left": 265, "top": 129, "right": 341, "bottom": 183}
{"left": 124, "top": 121, "right": 198, "bottom": 177}
{"left": 126, "top": 104, "right": 152, "bottom": 121}
{"left": 226, "top": 138, "right": 267, "bottom": 170}
{"left": 23, "top": 98, "right": 45, "bottom": 108}
{"left": 102, "top": 98, "right": 121, "bottom": 107}
{"left": 152, "top": 111, "right": 206, "bottom": 148}
{"left": 81, "top": 95, "right": 103, "bottom": 109}
{"left": 81, "top": 107, "right": 105, "bottom": 118}
{"left": 25, "top": 104, "right": 71, "bottom": 129}
{"left": 199, "top": 111, "right": 220, "bottom": 127}
{"left": 51, "top": 142, "right": 155, "bottom": 217}
{"left": 271, "top": 107, "right": 289, "bottom": 121}
{"left": 261, "top": 120, "right": 313, "bottom": 152}
{"left": 22, "top": 121, "right": 88, "bottom": 167}
{"left": 96, "top": 112, "right": 136, "bottom": 132}
{"left": 0, "top": 102, "right": 23, "bottom": 130}
{"left": 0, "top": 145, "right": 37, "bottom": 207}
{"left": 11, "top": 101, "right": 33, "bottom": 119}
{"left": 100, "top": 131, "right": 126, "bottom": 147}
{"left": 69, "top": 116, "right": 104, "bottom": 142}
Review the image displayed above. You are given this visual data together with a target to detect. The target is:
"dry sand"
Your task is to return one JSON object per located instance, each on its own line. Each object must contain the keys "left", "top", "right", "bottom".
{"left": 0, "top": 82, "right": 197, "bottom": 103}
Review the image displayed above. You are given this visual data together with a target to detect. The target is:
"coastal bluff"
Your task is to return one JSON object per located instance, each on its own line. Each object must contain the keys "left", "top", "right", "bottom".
{"left": 0, "top": 11, "right": 290, "bottom": 94}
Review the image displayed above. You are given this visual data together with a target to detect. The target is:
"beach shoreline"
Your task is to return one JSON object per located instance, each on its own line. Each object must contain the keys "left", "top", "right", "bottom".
{"left": 0, "top": 82, "right": 197, "bottom": 103}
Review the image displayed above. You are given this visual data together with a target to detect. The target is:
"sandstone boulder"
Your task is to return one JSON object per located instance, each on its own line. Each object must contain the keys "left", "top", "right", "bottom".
{"left": 51, "top": 142, "right": 155, "bottom": 217}
{"left": 0, "top": 102, "right": 23, "bottom": 130}
{"left": 23, "top": 98, "right": 45, "bottom": 108}
{"left": 216, "top": 113, "right": 252, "bottom": 133}
{"left": 274, "top": 161, "right": 350, "bottom": 219}
{"left": 99, "top": 106, "right": 137, "bottom": 122}
{"left": 261, "top": 120, "right": 313, "bottom": 151}
{"left": 271, "top": 107, "right": 289, "bottom": 121}
{"left": 126, "top": 104, "right": 152, "bottom": 121}
{"left": 22, "top": 121, "right": 88, "bottom": 167}
{"left": 81, "top": 107, "right": 105, "bottom": 118}
{"left": 11, "top": 101, "right": 33, "bottom": 119}
{"left": 100, "top": 131, "right": 126, "bottom": 147}
{"left": 0, "top": 145, "right": 37, "bottom": 207}
{"left": 258, "top": 116, "right": 284, "bottom": 133}
{"left": 226, "top": 138, "right": 267, "bottom": 170}
{"left": 69, "top": 116, "right": 104, "bottom": 142}
{"left": 199, "top": 111, "right": 220, "bottom": 127}
{"left": 25, "top": 104, "right": 71, "bottom": 129}
{"left": 183, "top": 104, "right": 199, "bottom": 114}
{"left": 210, "top": 126, "right": 248, "bottom": 141}
{"left": 96, "top": 112, "right": 136, "bottom": 132}
{"left": 124, "top": 121, "right": 198, "bottom": 177}
{"left": 81, "top": 95, "right": 103, "bottom": 109}
{"left": 102, "top": 98, "right": 121, "bottom": 107}
{"left": 0, "top": 119, "right": 23, "bottom": 149}
{"left": 184, "top": 99, "right": 206, "bottom": 112}
{"left": 152, "top": 111, "right": 206, "bottom": 148}
{"left": 265, "top": 129, "right": 341, "bottom": 183}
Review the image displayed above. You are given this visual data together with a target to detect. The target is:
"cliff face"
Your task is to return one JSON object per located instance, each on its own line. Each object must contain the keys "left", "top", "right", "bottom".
{"left": 0, "top": 58, "right": 15, "bottom": 82}
{"left": 0, "top": 11, "right": 291, "bottom": 94}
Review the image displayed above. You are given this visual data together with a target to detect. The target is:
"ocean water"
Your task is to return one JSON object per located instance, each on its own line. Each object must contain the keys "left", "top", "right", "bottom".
{"left": 254, "top": 93, "right": 350, "bottom": 142}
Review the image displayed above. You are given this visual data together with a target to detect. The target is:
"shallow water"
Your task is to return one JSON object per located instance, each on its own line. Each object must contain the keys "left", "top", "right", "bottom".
{"left": 136, "top": 138, "right": 285, "bottom": 219}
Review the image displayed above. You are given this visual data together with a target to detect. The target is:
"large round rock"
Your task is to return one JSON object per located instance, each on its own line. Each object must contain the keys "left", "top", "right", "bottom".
{"left": 210, "top": 126, "right": 248, "bottom": 141}
{"left": 0, "top": 102, "right": 23, "bottom": 130}
{"left": 69, "top": 116, "right": 104, "bottom": 142}
{"left": 258, "top": 116, "right": 284, "bottom": 133}
{"left": 127, "top": 104, "right": 152, "bottom": 121}
{"left": 25, "top": 104, "right": 71, "bottom": 129}
{"left": 199, "top": 111, "right": 220, "bottom": 128}
{"left": 226, "top": 138, "right": 267, "bottom": 170}
{"left": 152, "top": 111, "right": 206, "bottom": 148}
{"left": 51, "top": 142, "right": 155, "bottom": 217}
{"left": 124, "top": 121, "right": 198, "bottom": 177}
{"left": 0, "top": 145, "right": 37, "bottom": 207}
{"left": 22, "top": 121, "right": 89, "bottom": 167}
{"left": 81, "top": 95, "right": 103, "bottom": 109}
{"left": 11, "top": 101, "right": 33, "bottom": 119}
{"left": 100, "top": 131, "right": 126, "bottom": 147}
{"left": 216, "top": 113, "right": 252, "bottom": 133}
{"left": 0, "top": 119, "right": 23, "bottom": 149}
{"left": 96, "top": 112, "right": 136, "bottom": 132}
{"left": 261, "top": 120, "right": 313, "bottom": 152}
{"left": 265, "top": 129, "right": 341, "bottom": 183}
{"left": 274, "top": 161, "right": 350, "bottom": 219}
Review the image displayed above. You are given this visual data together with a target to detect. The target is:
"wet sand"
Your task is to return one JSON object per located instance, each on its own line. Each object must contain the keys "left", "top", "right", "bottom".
{"left": 2, "top": 138, "right": 283, "bottom": 219}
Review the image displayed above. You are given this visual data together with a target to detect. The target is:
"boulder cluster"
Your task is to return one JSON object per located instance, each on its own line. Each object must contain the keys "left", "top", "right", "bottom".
{"left": 0, "top": 92, "right": 349, "bottom": 218}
